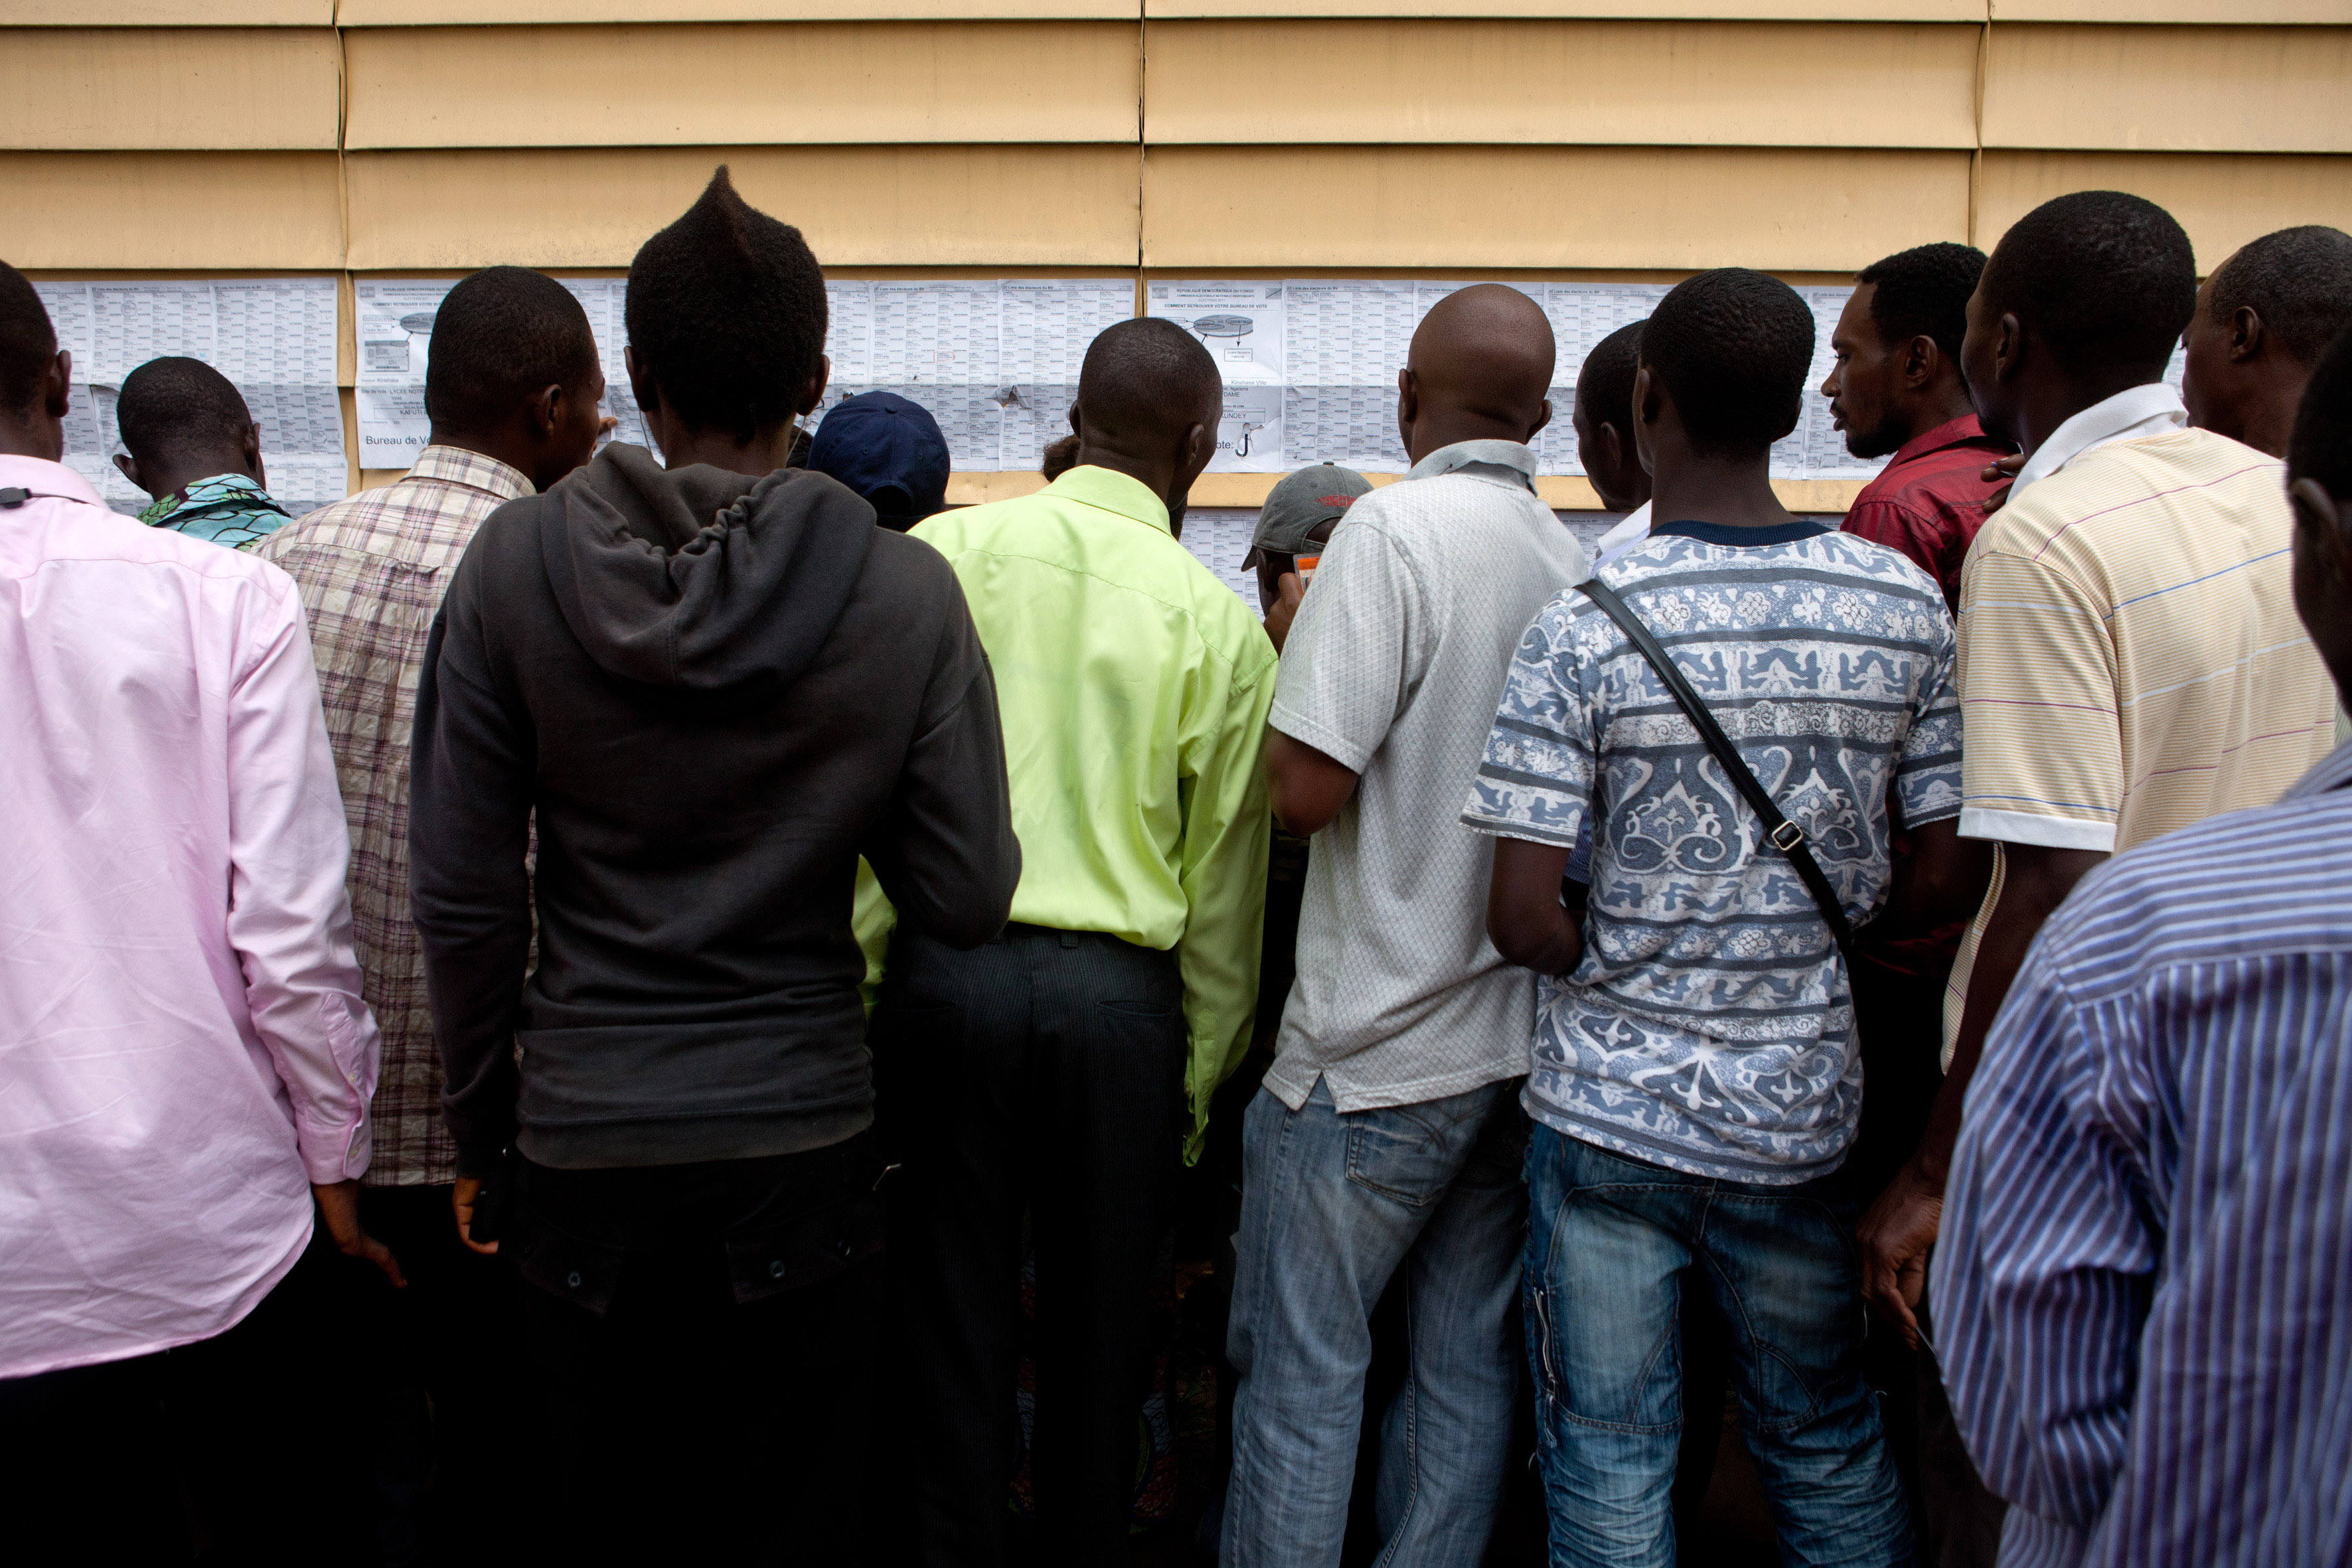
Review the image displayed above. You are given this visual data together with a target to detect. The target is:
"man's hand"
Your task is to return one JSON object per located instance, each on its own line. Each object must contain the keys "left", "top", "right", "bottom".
{"left": 1263, "top": 571, "right": 1305, "bottom": 655}
{"left": 1979, "top": 451, "right": 2025, "bottom": 514}
{"left": 452, "top": 1175, "right": 499, "bottom": 1257}
{"left": 1858, "top": 1162, "right": 1943, "bottom": 1349}
{"left": 313, "top": 1180, "right": 406, "bottom": 1288}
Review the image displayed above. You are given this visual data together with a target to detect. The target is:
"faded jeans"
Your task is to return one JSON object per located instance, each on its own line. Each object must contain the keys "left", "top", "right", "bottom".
{"left": 1524, "top": 1125, "right": 1915, "bottom": 1568}
{"left": 1221, "top": 1077, "right": 1527, "bottom": 1568}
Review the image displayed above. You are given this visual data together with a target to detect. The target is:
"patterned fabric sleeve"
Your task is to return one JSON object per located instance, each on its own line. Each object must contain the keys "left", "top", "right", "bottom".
{"left": 1894, "top": 605, "right": 1965, "bottom": 828}
{"left": 1459, "top": 591, "right": 1595, "bottom": 846}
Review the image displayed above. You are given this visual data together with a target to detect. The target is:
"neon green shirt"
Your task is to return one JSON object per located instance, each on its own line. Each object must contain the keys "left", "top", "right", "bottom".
{"left": 856, "top": 465, "right": 1277, "bottom": 1158}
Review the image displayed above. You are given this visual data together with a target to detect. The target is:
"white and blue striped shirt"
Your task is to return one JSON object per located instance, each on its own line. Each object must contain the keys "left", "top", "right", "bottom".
{"left": 1932, "top": 739, "right": 2352, "bottom": 1568}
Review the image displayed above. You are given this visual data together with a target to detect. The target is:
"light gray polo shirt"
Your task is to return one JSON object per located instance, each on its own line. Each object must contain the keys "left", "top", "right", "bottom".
{"left": 1265, "top": 439, "right": 1591, "bottom": 1113}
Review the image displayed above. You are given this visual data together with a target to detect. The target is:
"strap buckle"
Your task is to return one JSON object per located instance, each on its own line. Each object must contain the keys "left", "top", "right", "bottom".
{"left": 1769, "top": 819, "right": 1806, "bottom": 852}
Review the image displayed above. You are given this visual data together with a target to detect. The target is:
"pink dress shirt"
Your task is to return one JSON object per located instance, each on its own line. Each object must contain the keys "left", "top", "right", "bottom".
{"left": 1, "top": 455, "right": 378, "bottom": 1380}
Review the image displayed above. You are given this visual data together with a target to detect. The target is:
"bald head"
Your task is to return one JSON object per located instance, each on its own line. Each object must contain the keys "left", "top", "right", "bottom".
{"left": 1077, "top": 317, "right": 1222, "bottom": 447}
{"left": 1399, "top": 284, "right": 1555, "bottom": 462}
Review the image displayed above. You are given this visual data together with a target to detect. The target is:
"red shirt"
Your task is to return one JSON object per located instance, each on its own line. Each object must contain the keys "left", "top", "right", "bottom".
{"left": 1840, "top": 414, "right": 2012, "bottom": 613}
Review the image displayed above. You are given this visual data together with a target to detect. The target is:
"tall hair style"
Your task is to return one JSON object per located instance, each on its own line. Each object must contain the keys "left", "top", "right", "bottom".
{"left": 1640, "top": 268, "right": 1814, "bottom": 457}
{"left": 2209, "top": 226, "right": 2352, "bottom": 368}
{"left": 0, "top": 261, "right": 58, "bottom": 415}
{"left": 1856, "top": 242, "right": 1986, "bottom": 366}
{"left": 625, "top": 165, "right": 828, "bottom": 443}
{"left": 425, "top": 266, "right": 601, "bottom": 435}
{"left": 1576, "top": 321, "right": 1644, "bottom": 436}
{"left": 116, "top": 356, "right": 254, "bottom": 466}
{"left": 1980, "top": 190, "right": 2196, "bottom": 381}
{"left": 2288, "top": 325, "right": 2352, "bottom": 501}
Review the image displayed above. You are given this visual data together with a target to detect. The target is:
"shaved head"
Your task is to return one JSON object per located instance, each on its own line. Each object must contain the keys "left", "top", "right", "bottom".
{"left": 1408, "top": 284, "right": 1555, "bottom": 428}
{"left": 1076, "top": 317, "right": 1222, "bottom": 445}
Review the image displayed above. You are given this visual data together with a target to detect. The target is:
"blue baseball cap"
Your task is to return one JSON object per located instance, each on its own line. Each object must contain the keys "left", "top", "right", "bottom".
{"left": 809, "top": 392, "right": 952, "bottom": 530}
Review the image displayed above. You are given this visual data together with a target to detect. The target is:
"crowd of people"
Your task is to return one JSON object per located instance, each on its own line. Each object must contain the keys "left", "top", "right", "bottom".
{"left": 4, "top": 162, "right": 2351, "bottom": 1568}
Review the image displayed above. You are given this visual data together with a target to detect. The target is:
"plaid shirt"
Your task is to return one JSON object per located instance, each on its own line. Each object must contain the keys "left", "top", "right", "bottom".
{"left": 253, "top": 447, "right": 532, "bottom": 1185}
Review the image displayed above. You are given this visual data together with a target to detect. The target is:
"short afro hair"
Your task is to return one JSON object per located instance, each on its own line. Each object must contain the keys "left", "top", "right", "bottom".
{"left": 116, "top": 356, "right": 254, "bottom": 467}
{"left": 1077, "top": 317, "right": 1221, "bottom": 443}
{"left": 425, "top": 266, "right": 600, "bottom": 435}
{"left": 0, "top": 261, "right": 58, "bottom": 416}
{"left": 625, "top": 165, "right": 827, "bottom": 443}
{"left": 1642, "top": 268, "right": 1814, "bottom": 457}
{"left": 2288, "top": 325, "right": 2352, "bottom": 501}
{"left": 1857, "top": 242, "right": 1986, "bottom": 365}
{"left": 2209, "top": 226, "right": 2352, "bottom": 369}
{"left": 1981, "top": 191, "right": 2195, "bottom": 382}
{"left": 1576, "top": 320, "right": 1643, "bottom": 435}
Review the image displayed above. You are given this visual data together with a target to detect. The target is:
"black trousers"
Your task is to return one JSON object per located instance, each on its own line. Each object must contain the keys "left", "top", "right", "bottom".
{"left": 0, "top": 1221, "right": 372, "bottom": 1565}
{"left": 354, "top": 1184, "right": 526, "bottom": 1567}
{"left": 875, "top": 922, "right": 1190, "bottom": 1568}
{"left": 509, "top": 1134, "right": 888, "bottom": 1567}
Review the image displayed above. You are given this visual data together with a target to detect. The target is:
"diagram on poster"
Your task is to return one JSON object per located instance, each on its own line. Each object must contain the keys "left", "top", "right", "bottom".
{"left": 1146, "top": 281, "right": 1287, "bottom": 389}
{"left": 35, "top": 277, "right": 346, "bottom": 517}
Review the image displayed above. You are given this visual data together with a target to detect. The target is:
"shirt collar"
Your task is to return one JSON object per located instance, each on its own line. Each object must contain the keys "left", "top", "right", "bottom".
{"left": 1042, "top": 464, "right": 1171, "bottom": 535}
{"left": 1887, "top": 413, "right": 2007, "bottom": 469}
{"left": 408, "top": 444, "right": 536, "bottom": 502}
{"left": 2010, "top": 382, "right": 2187, "bottom": 496}
{"left": 1404, "top": 439, "right": 1540, "bottom": 493}
{"left": 137, "top": 472, "right": 286, "bottom": 528}
{"left": 2283, "top": 736, "right": 2352, "bottom": 801}
{"left": 0, "top": 453, "right": 101, "bottom": 507}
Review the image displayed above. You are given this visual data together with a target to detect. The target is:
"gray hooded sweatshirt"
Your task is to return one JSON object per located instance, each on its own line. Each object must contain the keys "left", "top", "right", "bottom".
{"left": 412, "top": 443, "right": 1018, "bottom": 1176}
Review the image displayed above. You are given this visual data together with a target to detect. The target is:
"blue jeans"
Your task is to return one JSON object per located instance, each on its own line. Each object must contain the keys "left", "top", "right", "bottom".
{"left": 1221, "top": 1078, "right": 1526, "bottom": 1568}
{"left": 1525, "top": 1125, "right": 1915, "bottom": 1568}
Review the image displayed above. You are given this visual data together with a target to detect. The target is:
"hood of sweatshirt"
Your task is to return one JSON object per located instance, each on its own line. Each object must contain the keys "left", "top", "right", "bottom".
{"left": 540, "top": 441, "right": 877, "bottom": 698}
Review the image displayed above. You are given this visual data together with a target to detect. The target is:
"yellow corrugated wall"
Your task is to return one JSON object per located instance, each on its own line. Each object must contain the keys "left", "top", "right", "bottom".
{"left": 3, "top": 0, "right": 2347, "bottom": 506}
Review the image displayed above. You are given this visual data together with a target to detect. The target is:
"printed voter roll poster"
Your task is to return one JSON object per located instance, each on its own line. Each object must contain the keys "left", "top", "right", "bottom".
{"left": 354, "top": 279, "right": 455, "bottom": 469}
{"left": 34, "top": 277, "right": 346, "bottom": 517}
{"left": 1148, "top": 280, "right": 1288, "bottom": 388}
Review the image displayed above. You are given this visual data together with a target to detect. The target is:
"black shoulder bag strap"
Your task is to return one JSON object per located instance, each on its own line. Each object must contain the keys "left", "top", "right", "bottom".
{"left": 1575, "top": 576, "right": 1856, "bottom": 964}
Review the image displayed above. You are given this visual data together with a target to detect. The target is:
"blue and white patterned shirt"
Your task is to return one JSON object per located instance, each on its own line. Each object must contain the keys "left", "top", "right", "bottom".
{"left": 1931, "top": 740, "right": 2352, "bottom": 1568}
{"left": 1460, "top": 520, "right": 1962, "bottom": 1183}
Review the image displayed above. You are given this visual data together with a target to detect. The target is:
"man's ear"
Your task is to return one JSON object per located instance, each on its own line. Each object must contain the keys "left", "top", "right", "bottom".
{"left": 45, "top": 349, "right": 71, "bottom": 416}
{"left": 1598, "top": 420, "right": 1626, "bottom": 479}
{"left": 240, "top": 421, "right": 264, "bottom": 481}
{"left": 527, "top": 384, "right": 562, "bottom": 440}
{"left": 2290, "top": 477, "right": 2348, "bottom": 578}
{"left": 1903, "top": 334, "right": 1938, "bottom": 389}
{"left": 1993, "top": 312, "right": 2025, "bottom": 384}
{"left": 1526, "top": 397, "right": 1553, "bottom": 441}
{"left": 112, "top": 451, "right": 139, "bottom": 487}
{"left": 2230, "top": 306, "right": 2265, "bottom": 364}
{"left": 1395, "top": 366, "right": 1419, "bottom": 430}
{"left": 798, "top": 353, "right": 830, "bottom": 418}
{"left": 623, "top": 345, "right": 659, "bottom": 414}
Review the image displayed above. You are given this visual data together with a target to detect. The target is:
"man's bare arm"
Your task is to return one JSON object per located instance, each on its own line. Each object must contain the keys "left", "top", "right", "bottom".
{"left": 1487, "top": 838, "right": 1583, "bottom": 977}
{"left": 1265, "top": 730, "right": 1360, "bottom": 837}
{"left": 1866, "top": 817, "right": 1994, "bottom": 943}
{"left": 1857, "top": 840, "right": 2106, "bottom": 1346}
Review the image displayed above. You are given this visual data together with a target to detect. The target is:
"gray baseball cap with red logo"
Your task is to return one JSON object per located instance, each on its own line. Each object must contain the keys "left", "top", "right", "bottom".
{"left": 1251, "top": 463, "right": 1373, "bottom": 556}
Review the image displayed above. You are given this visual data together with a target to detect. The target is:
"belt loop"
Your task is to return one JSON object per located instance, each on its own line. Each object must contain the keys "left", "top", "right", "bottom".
{"left": 1059, "top": 931, "right": 1081, "bottom": 949}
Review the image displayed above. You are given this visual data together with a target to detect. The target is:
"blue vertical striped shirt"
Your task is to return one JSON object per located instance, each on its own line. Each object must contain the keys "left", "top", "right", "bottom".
{"left": 1932, "top": 740, "right": 2352, "bottom": 1568}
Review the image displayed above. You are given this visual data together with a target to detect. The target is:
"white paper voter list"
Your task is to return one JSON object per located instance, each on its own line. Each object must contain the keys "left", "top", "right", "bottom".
{"left": 35, "top": 277, "right": 345, "bottom": 517}
{"left": 813, "top": 277, "right": 1133, "bottom": 473}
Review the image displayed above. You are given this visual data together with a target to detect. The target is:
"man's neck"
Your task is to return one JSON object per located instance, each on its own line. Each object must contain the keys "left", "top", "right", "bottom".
{"left": 2011, "top": 366, "right": 2157, "bottom": 463}
{"left": 0, "top": 420, "right": 62, "bottom": 463}
{"left": 427, "top": 427, "right": 539, "bottom": 487}
{"left": 658, "top": 426, "right": 799, "bottom": 479}
{"left": 1071, "top": 443, "right": 1176, "bottom": 515}
{"left": 1893, "top": 379, "right": 1981, "bottom": 451}
{"left": 1649, "top": 451, "right": 1792, "bottom": 530}
{"left": 1406, "top": 416, "right": 1529, "bottom": 467}
{"left": 141, "top": 455, "right": 253, "bottom": 503}
{"left": 2223, "top": 366, "right": 2309, "bottom": 459}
